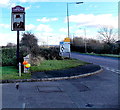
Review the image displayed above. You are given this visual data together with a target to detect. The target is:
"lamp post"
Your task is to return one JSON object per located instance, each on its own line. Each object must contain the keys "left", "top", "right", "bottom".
{"left": 84, "top": 28, "right": 87, "bottom": 53}
{"left": 67, "top": 2, "right": 83, "bottom": 38}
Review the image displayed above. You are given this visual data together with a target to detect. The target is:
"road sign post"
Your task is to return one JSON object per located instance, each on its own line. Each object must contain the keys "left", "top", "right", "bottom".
{"left": 11, "top": 5, "right": 25, "bottom": 72}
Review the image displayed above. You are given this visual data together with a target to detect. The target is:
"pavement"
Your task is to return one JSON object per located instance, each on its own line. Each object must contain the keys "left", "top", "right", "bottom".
{"left": 1, "top": 64, "right": 102, "bottom": 83}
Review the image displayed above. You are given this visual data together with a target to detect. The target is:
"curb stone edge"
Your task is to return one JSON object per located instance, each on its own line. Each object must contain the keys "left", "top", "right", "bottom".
{"left": 0, "top": 67, "right": 103, "bottom": 83}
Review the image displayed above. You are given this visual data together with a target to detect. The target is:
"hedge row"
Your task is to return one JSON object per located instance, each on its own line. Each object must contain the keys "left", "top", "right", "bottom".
{"left": 2, "top": 46, "right": 61, "bottom": 66}
{"left": 31, "top": 47, "right": 61, "bottom": 60}
{"left": 71, "top": 43, "right": 120, "bottom": 54}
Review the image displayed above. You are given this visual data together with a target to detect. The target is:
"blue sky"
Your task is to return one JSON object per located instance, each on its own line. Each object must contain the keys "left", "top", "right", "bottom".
{"left": 0, "top": 0, "right": 118, "bottom": 46}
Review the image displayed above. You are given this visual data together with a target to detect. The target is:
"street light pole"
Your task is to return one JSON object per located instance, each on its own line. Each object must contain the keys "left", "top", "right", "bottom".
{"left": 67, "top": 2, "right": 83, "bottom": 38}
{"left": 67, "top": 3, "right": 70, "bottom": 38}
{"left": 84, "top": 28, "right": 87, "bottom": 53}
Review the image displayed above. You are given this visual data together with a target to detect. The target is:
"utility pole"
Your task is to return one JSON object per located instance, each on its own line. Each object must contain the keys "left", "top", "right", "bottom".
{"left": 67, "top": 2, "right": 83, "bottom": 38}
{"left": 67, "top": 3, "right": 70, "bottom": 38}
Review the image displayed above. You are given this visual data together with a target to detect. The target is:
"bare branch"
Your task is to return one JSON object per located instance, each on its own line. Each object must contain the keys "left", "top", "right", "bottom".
{"left": 98, "top": 26, "right": 116, "bottom": 43}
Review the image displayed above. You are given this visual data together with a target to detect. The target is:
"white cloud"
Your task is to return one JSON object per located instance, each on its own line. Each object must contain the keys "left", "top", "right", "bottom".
{"left": 0, "top": 24, "right": 10, "bottom": 28}
{"left": 26, "top": 24, "right": 36, "bottom": 31}
{"left": 0, "top": 1, "right": 16, "bottom": 8}
{"left": 66, "top": 14, "right": 117, "bottom": 28}
{"left": 18, "top": 0, "right": 49, "bottom": 2}
{"left": 0, "top": 33, "right": 16, "bottom": 46}
{"left": 74, "top": 29, "right": 84, "bottom": 35}
{"left": 25, "top": 24, "right": 53, "bottom": 33}
{"left": 59, "top": 28, "right": 67, "bottom": 33}
{"left": 9, "top": 3, "right": 17, "bottom": 8}
{"left": 51, "top": 18, "right": 58, "bottom": 21}
{"left": 0, "top": 0, "right": 10, "bottom": 5}
{"left": 19, "top": 0, "right": 27, "bottom": 2}
{"left": 26, "top": 5, "right": 32, "bottom": 10}
{"left": 37, "top": 17, "right": 58, "bottom": 23}
{"left": 36, "top": 24, "right": 53, "bottom": 32}
{"left": 37, "top": 17, "right": 50, "bottom": 23}
{"left": 35, "top": 32, "right": 66, "bottom": 45}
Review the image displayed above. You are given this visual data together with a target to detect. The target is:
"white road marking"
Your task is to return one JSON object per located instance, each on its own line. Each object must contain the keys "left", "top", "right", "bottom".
{"left": 101, "top": 65, "right": 120, "bottom": 74}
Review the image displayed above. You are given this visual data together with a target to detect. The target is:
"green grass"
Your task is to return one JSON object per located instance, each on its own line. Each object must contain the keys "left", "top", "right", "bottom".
{"left": 0, "top": 66, "right": 31, "bottom": 80}
{"left": 98, "top": 54, "right": 120, "bottom": 58}
{"left": 79, "top": 52, "right": 120, "bottom": 58}
{"left": 30, "top": 59, "right": 89, "bottom": 72}
{"left": 1, "top": 59, "right": 89, "bottom": 80}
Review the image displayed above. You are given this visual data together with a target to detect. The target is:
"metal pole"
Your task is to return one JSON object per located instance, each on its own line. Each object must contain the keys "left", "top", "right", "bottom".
{"left": 19, "top": 62, "right": 21, "bottom": 76}
{"left": 67, "top": 3, "right": 70, "bottom": 38}
{"left": 66, "top": 2, "right": 83, "bottom": 58}
{"left": 84, "top": 29, "right": 87, "bottom": 53}
{"left": 67, "top": 3, "right": 71, "bottom": 58}
{"left": 17, "top": 30, "right": 20, "bottom": 67}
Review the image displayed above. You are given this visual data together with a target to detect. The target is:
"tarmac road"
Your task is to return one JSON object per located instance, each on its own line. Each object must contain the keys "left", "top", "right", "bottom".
{"left": 1, "top": 52, "right": 119, "bottom": 109}
{"left": 66, "top": 52, "right": 120, "bottom": 75}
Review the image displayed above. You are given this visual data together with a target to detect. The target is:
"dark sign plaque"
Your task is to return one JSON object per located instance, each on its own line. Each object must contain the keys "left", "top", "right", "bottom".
{"left": 12, "top": 5, "right": 25, "bottom": 13}
{"left": 11, "top": 6, "right": 25, "bottom": 31}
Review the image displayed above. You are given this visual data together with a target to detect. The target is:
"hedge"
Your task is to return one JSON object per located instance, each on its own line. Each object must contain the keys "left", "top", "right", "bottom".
{"left": 1, "top": 46, "right": 62, "bottom": 66}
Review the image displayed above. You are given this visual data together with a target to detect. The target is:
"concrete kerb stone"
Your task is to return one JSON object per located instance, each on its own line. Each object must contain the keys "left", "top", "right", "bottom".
{"left": 0, "top": 66, "right": 103, "bottom": 83}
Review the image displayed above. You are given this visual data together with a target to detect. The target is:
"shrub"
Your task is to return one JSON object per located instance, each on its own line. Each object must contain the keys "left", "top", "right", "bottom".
{"left": 2, "top": 45, "right": 62, "bottom": 66}
{"left": 31, "top": 55, "right": 45, "bottom": 66}
{"left": 39, "top": 47, "right": 62, "bottom": 60}
{"left": 2, "top": 48, "right": 17, "bottom": 66}
{"left": 2, "top": 46, "right": 29, "bottom": 66}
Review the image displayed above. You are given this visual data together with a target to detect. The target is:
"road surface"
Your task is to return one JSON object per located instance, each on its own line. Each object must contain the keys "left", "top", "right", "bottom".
{"left": 1, "top": 52, "right": 119, "bottom": 109}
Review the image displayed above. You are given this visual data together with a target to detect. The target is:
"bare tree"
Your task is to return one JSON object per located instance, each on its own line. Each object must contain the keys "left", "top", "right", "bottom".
{"left": 98, "top": 26, "right": 117, "bottom": 44}
{"left": 21, "top": 31, "right": 38, "bottom": 49}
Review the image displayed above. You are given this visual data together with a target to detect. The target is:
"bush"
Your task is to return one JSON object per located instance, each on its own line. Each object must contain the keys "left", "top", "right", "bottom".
{"left": 2, "top": 46, "right": 29, "bottom": 66}
{"left": 30, "top": 46, "right": 62, "bottom": 60}
{"left": 39, "top": 47, "right": 62, "bottom": 60}
{"left": 31, "top": 55, "right": 45, "bottom": 66}
{"left": 1, "top": 46, "right": 62, "bottom": 66}
{"left": 2, "top": 48, "right": 17, "bottom": 66}
{"left": 71, "top": 45, "right": 85, "bottom": 53}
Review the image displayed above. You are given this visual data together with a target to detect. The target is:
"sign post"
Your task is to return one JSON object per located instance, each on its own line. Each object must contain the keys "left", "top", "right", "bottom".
{"left": 17, "top": 30, "right": 20, "bottom": 66}
{"left": 11, "top": 5, "right": 25, "bottom": 71}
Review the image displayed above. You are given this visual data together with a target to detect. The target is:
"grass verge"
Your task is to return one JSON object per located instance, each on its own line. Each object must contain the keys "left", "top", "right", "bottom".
{"left": 0, "top": 66, "right": 31, "bottom": 80}
{"left": 1, "top": 59, "right": 89, "bottom": 80}
{"left": 78, "top": 52, "right": 120, "bottom": 58}
{"left": 30, "top": 59, "right": 89, "bottom": 72}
